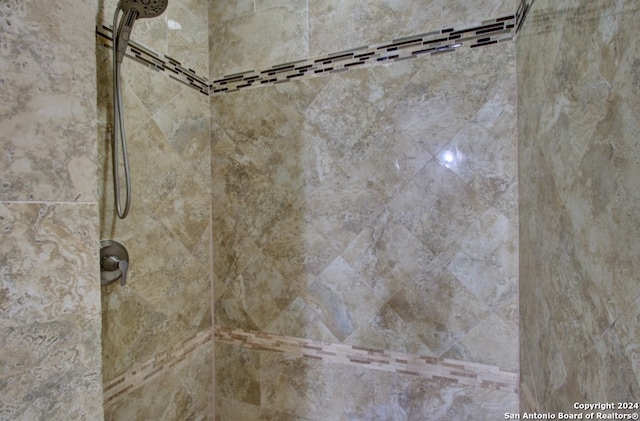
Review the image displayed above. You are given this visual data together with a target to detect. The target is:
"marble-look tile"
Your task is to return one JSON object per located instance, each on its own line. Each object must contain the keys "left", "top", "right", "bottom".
{"left": 342, "top": 211, "right": 436, "bottom": 303}
{"left": 302, "top": 257, "right": 383, "bottom": 342}
{"left": 215, "top": 342, "right": 261, "bottom": 406}
{"left": 208, "top": 0, "right": 308, "bottom": 78}
{"left": 309, "top": 0, "right": 441, "bottom": 58}
{"left": 212, "top": 212, "right": 261, "bottom": 287}
{"left": 386, "top": 159, "right": 488, "bottom": 256}
{"left": 166, "top": 0, "right": 209, "bottom": 76}
{"left": 256, "top": 208, "right": 339, "bottom": 287}
{"left": 545, "top": 327, "right": 640, "bottom": 411}
{"left": 442, "top": 313, "right": 518, "bottom": 369}
{"left": 265, "top": 297, "right": 339, "bottom": 344}
{"left": 447, "top": 205, "right": 518, "bottom": 312}
{"left": 436, "top": 102, "right": 517, "bottom": 207}
{"left": 101, "top": 215, "right": 211, "bottom": 379}
{"left": 228, "top": 252, "right": 305, "bottom": 331}
{"left": 217, "top": 396, "right": 308, "bottom": 421}
{"left": 209, "top": 0, "right": 254, "bottom": 22}
{"left": 373, "top": 369, "right": 518, "bottom": 420}
{"left": 386, "top": 257, "right": 491, "bottom": 355}
{"left": 613, "top": 294, "right": 640, "bottom": 396}
{"left": 0, "top": 202, "right": 102, "bottom": 420}
{"left": 442, "top": 0, "right": 515, "bottom": 28}
{"left": 260, "top": 351, "right": 377, "bottom": 420}
{"left": 0, "top": 0, "right": 97, "bottom": 202}
{"left": 214, "top": 289, "right": 261, "bottom": 331}
{"left": 519, "top": 0, "right": 640, "bottom": 408}
{"left": 105, "top": 341, "right": 213, "bottom": 421}
{"left": 387, "top": 42, "right": 515, "bottom": 155}
{"left": 343, "top": 302, "right": 433, "bottom": 356}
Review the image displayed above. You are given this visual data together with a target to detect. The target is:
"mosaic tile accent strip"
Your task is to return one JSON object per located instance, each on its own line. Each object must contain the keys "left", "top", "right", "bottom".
{"left": 215, "top": 326, "right": 519, "bottom": 394}
{"left": 95, "top": 25, "right": 211, "bottom": 95}
{"left": 209, "top": 15, "right": 516, "bottom": 95}
{"left": 103, "top": 329, "right": 213, "bottom": 406}
{"left": 96, "top": 0, "right": 537, "bottom": 97}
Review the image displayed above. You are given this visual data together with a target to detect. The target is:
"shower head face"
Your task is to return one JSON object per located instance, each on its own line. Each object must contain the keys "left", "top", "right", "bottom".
{"left": 120, "top": 0, "right": 168, "bottom": 19}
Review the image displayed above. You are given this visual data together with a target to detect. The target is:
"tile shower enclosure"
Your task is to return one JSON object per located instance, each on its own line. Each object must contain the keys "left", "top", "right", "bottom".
{"left": 1, "top": 0, "right": 639, "bottom": 419}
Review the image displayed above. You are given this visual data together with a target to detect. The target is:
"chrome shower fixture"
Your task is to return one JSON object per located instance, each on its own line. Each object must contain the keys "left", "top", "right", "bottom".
{"left": 111, "top": 0, "right": 168, "bottom": 219}
{"left": 115, "top": 0, "right": 169, "bottom": 63}
{"left": 121, "top": 0, "right": 168, "bottom": 18}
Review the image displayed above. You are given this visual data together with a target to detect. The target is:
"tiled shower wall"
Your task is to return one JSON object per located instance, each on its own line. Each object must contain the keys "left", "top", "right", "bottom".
{"left": 210, "top": 0, "right": 519, "bottom": 418}
{"left": 96, "top": 0, "right": 213, "bottom": 419}
{"left": 518, "top": 0, "right": 640, "bottom": 411}
{"left": 0, "top": 1, "right": 103, "bottom": 419}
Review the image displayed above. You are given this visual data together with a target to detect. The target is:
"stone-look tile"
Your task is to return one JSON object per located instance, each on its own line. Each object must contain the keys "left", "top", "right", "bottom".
{"left": 0, "top": 0, "right": 97, "bottom": 202}
{"left": 442, "top": 313, "right": 518, "bottom": 369}
{"left": 208, "top": 0, "right": 308, "bottom": 78}
{"left": 228, "top": 252, "right": 304, "bottom": 331}
{"left": 613, "top": 294, "right": 640, "bottom": 394}
{"left": 210, "top": 7, "right": 521, "bottom": 418}
{"left": 442, "top": 0, "right": 516, "bottom": 28}
{"left": 260, "top": 351, "right": 377, "bottom": 420}
{"left": 100, "top": 0, "right": 208, "bottom": 75}
{"left": 342, "top": 211, "right": 436, "bottom": 303}
{"left": 212, "top": 212, "right": 261, "bottom": 287}
{"left": 215, "top": 289, "right": 260, "bottom": 331}
{"left": 301, "top": 257, "right": 383, "bottom": 342}
{"left": 388, "top": 42, "right": 515, "bottom": 155}
{"left": 386, "top": 159, "right": 489, "bottom": 256}
{"left": 436, "top": 102, "right": 517, "bottom": 207}
{"left": 166, "top": 0, "right": 209, "bottom": 76}
{"left": 343, "top": 303, "right": 433, "bottom": 357}
{"left": 265, "top": 297, "right": 339, "bottom": 344}
{"left": 96, "top": 8, "right": 213, "bottom": 420}
{"left": 209, "top": 0, "right": 254, "bottom": 22}
{"left": 0, "top": 203, "right": 102, "bottom": 420}
{"left": 447, "top": 205, "right": 518, "bottom": 312}
{"left": 217, "top": 397, "right": 308, "bottom": 421}
{"left": 105, "top": 341, "right": 213, "bottom": 421}
{"left": 519, "top": 0, "right": 640, "bottom": 408}
{"left": 308, "top": 0, "right": 441, "bottom": 58}
{"left": 386, "top": 257, "right": 492, "bottom": 355}
{"left": 101, "top": 213, "right": 211, "bottom": 380}
{"left": 257, "top": 208, "right": 339, "bottom": 288}
{"left": 373, "top": 369, "right": 518, "bottom": 420}
{"left": 545, "top": 327, "right": 640, "bottom": 414}
{"left": 152, "top": 88, "right": 211, "bottom": 254}
{"left": 215, "top": 342, "right": 261, "bottom": 406}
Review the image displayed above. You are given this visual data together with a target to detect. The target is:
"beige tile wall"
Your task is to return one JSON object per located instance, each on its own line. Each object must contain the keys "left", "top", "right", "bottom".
{"left": 96, "top": 0, "right": 213, "bottom": 419}
{"left": 518, "top": 0, "right": 640, "bottom": 412}
{"left": 0, "top": 1, "right": 103, "bottom": 420}
{"left": 210, "top": 1, "right": 520, "bottom": 418}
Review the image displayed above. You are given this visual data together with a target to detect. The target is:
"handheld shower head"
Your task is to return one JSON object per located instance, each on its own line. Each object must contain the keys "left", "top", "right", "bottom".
{"left": 114, "top": 0, "right": 168, "bottom": 63}
{"left": 120, "top": 0, "right": 168, "bottom": 19}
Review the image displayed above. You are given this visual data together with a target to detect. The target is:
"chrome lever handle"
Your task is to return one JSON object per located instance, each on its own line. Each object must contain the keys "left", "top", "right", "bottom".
{"left": 118, "top": 259, "right": 128, "bottom": 286}
{"left": 100, "top": 240, "right": 130, "bottom": 287}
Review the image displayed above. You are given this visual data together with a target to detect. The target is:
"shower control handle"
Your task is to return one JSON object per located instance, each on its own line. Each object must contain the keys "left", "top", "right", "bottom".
{"left": 100, "top": 240, "right": 130, "bottom": 286}
{"left": 102, "top": 255, "right": 129, "bottom": 286}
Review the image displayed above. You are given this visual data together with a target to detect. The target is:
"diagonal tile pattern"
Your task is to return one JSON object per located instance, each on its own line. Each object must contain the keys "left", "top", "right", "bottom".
{"left": 213, "top": 40, "right": 519, "bottom": 373}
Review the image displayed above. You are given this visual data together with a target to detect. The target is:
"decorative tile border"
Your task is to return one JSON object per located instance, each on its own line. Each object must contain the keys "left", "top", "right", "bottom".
{"left": 215, "top": 326, "right": 519, "bottom": 394}
{"left": 95, "top": 25, "right": 211, "bottom": 95}
{"left": 103, "top": 329, "right": 213, "bottom": 407}
{"left": 209, "top": 15, "right": 516, "bottom": 95}
{"left": 96, "top": 0, "right": 535, "bottom": 97}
